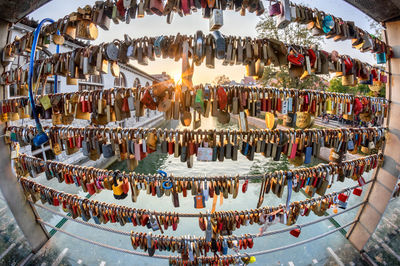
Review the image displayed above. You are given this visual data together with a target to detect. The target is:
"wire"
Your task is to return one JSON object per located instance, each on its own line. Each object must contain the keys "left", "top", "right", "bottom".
{"left": 19, "top": 175, "right": 371, "bottom": 218}
{"left": 36, "top": 218, "right": 355, "bottom": 260}
{"left": 245, "top": 221, "right": 356, "bottom": 256}
{"left": 36, "top": 219, "right": 171, "bottom": 259}
{"left": 32, "top": 200, "right": 366, "bottom": 240}
{"left": 18, "top": 153, "right": 382, "bottom": 182}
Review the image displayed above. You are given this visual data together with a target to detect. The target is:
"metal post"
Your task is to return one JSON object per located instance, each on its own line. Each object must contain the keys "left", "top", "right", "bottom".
{"left": 346, "top": 20, "right": 400, "bottom": 251}
{"left": 0, "top": 21, "right": 49, "bottom": 252}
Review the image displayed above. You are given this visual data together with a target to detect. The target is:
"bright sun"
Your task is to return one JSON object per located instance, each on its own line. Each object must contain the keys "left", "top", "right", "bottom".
{"left": 173, "top": 73, "right": 181, "bottom": 83}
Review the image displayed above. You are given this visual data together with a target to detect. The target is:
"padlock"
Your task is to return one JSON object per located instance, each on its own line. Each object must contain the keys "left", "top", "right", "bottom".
{"left": 209, "top": 9, "right": 223, "bottom": 31}
{"left": 194, "top": 194, "right": 205, "bottom": 209}
{"left": 276, "top": 0, "right": 291, "bottom": 29}
{"left": 338, "top": 200, "right": 347, "bottom": 209}
{"left": 289, "top": 226, "right": 301, "bottom": 238}
{"left": 338, "top": 193, "right": 348, "bottom": 202}
{"left": 112, "top": 172, "right": 128, "bottom": 199}
{"left": 353, "top": 187, "right": 362, "bottom": 196}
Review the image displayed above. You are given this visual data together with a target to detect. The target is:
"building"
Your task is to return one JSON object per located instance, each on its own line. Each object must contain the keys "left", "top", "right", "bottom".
{"left": 5, "top": 18, "right": 156, "bottom": 98}
{"left": 4, "top": 18, "right": 162, "bottom": 161}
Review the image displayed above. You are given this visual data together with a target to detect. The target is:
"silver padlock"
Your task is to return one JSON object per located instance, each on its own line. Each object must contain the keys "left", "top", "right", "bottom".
{"left": 276, "top": 0, "right": 291, "bottom": 29}
{"left": 209, "top": 9, "right": 223, "bottom": 31}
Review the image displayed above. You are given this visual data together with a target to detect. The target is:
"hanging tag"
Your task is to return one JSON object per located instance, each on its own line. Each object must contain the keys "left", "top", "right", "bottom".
{"left": 205, "top": 212, "right": 212, "bottom": 242}
{"left": 286, "top": 173, "right": 292, "bottom": 209}
{"left": 10, "top": 143, "right": 19, "bottom": 159}
{"left": 287, "top": 97, "right": 293, "bottom": 112}
{"left": 142, "top": 138, "right": 147, "bottom": 153}
{"left": 304, "top": 146, "right": 312, "bottom": 164}
{"left": 282, "top": 99, "right": 288, "bottom": 115}
{"left": 305, "top": 55, "right": 311, "bottom": 74}
{"left": 203, "top": 180, "right": 209, "bottom": 201}
{"left": 211, "top": 194, "right": 218, "bottom": 213}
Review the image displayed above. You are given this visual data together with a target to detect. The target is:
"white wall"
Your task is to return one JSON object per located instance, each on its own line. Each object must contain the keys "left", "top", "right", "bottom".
{"left": 7, "top": 23, "right": 155, "bottom": 95}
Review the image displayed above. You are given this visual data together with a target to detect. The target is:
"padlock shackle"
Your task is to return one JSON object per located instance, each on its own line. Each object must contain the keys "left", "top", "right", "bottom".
{"left": 28, "top": 18, "right": 57, "bottom": 146}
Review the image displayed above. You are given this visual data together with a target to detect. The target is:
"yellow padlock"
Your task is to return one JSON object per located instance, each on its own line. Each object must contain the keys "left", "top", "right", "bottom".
{"left": 112, "top": 172, "right": 127, "bottom": 200}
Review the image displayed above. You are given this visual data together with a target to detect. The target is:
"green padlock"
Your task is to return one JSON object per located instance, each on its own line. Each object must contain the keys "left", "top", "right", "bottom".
{"left": 194, "top": 88, "right": 205, "bottom": 114}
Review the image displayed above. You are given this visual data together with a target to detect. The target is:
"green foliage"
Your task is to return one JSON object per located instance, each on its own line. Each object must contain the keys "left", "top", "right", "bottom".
{"left": 256, "top": 14, "right": 323, "bottom": 47}
{"left": 256, "top": 15, "right": 328, "bottom": 90}
{"left": 213, "top": 75, "right": 231, "bottom": 85}
{"left": 327, "top": 77, "right": 386, "bottom": 97}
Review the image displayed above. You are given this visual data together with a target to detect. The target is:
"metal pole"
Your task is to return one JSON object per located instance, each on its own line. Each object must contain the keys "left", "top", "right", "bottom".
{"left": 0, "top": 21, "right": 49, "bottom": 252}
{"left": 346, "top": 21, "right": 400, "bottom": 251}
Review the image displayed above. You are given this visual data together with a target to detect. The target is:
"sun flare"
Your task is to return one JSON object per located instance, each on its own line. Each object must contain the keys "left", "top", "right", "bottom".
{"left": 173, "top": 72, "right": 182, "bottom": 83}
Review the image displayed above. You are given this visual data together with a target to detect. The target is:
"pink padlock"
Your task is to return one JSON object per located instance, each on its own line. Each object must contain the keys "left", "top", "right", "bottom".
{"left": 269, "top": 2, "right": 282, "bottom": 16}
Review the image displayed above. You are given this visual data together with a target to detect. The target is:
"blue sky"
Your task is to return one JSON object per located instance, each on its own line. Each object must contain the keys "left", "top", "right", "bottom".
{"left": 30, "top": 0, "right": 379, "bottom": 84}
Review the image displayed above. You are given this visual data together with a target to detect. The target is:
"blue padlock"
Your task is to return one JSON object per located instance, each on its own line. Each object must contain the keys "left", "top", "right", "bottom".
{"left": 377, "top": 52, "right": 387, "bottom": 64}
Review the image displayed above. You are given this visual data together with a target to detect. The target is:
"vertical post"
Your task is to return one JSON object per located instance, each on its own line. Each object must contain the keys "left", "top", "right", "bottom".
{"left": 346, "top": 20, "right": 400, "bottom": 251}
{"left": 0, "top": 21, "right": 49, "bottom": 252}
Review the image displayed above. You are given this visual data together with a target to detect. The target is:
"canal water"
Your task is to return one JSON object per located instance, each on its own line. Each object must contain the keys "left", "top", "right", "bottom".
{"left": 12, "top": 116, "right": 395, "bottom": 265}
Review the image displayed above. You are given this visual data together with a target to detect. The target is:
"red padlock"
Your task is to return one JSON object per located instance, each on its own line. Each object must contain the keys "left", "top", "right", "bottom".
{"left": 311, "top": 99, "right": 316, "bottom": 113}
{"left": 353, "top": 188, "right": 362, "bottom": 196}
{"left": 276, "top": 98, "right": 282, "bottom": 112}
{"left": 243, "top": 238, "right": 248, "bottom": 249}
{"left": 247, "top": 237, "right": 254, "bottom": 248}
{"left": 53, "top": 196, "right": 60, "bottom": 206}
{"left": 338, "top": 193, "right": 348, "bottom": 202}
{"left": 131, "top": 214, "right": 138, "bottom": 226}
{"left": 86, "top": 182, "right": 96, "bottom": 195}
{"left": 168, "top": 141, "right": 174, "bottom": 155}
{"left": 103, "top": 212, "right": 109, "bottom": 223}
{"left": 290, "top": 226, "right": 301, "bottom": 238}
{"left": 172, "top": 216, "right": 178, "bottom": 231}
{"left": 68, "top": 136, "right": 74, "bottom": 148}
{"left": 242, "top": 180, "right": 249, "bottom": 193}
{"left": 122, "top": 97, "right": 130, "bottom": 112}
{"left": 141, "top": 214, "right": 150, "bottom": 226}
{"left": 110, "top": 211, "right": 116, "bottom": 223}
{"left": 182, "top": 183, "right": 187, "bottom": 197}
{"left": 76, "top": 136, "right": 83, "bottom": 148}
{"left": 71, "top": 204, "right": 78, "bottom": 216}
{"left": 81, "top": 96, "right": 88, "bottom": 113}
{"left": 261, "top": 97, "right": 267, "bottom": 112}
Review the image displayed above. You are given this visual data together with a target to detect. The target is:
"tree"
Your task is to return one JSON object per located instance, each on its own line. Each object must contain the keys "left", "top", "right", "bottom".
{"left": 256, "top": 15, "right": 328, "bottom": 90}
{"left": 327, "top": 77, "right": 386, "bottom": 97}
{"left": 213, "top": 75, "right": 231, "bottom": 85}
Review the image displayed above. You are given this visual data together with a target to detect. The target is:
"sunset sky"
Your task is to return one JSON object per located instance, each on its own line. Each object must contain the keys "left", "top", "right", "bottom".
{"left": 31, "top": 0, "right": 378, "bottom": 85}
